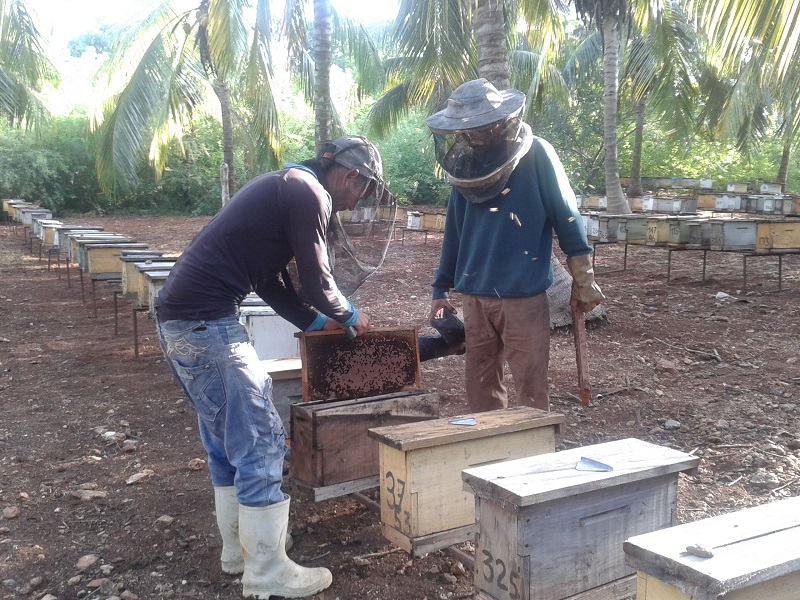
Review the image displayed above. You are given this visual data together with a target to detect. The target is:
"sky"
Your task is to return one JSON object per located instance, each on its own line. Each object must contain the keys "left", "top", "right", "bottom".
{"left": 27, "top": 0, "right": 400, "bottom": 51}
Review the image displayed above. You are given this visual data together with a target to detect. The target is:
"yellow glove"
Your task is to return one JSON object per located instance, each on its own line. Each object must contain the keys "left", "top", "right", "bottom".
{"left": 567, "top": 254, "right": 605, "bottom": 312}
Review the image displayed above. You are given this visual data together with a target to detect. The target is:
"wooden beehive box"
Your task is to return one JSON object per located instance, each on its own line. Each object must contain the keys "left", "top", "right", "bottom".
{"left": 298, "top": 327, "right": 421, "bottom": 402}
{"left": 421, "top": 212, "right": 446, "bottom": 232}
{"left": 755, "top": 220, "right": 773, "bottom": 253}
{"left": 687, "top": 219, "right": 712, "bottom": 249}
{"left": 368, "top": 407, "right": 564, "bottom": 556}
{"left": 696, "top": 194, "right": 717, "bottom": 210}
{"left": 85, "top": 243, "right": 149, "bottom": 276}
{"left": 289, "top": 390, "right": 440, "bottom": 500}
{"left": 462, "top": 438, "right": 699, "bottom": 600}
{"left": 144, "top": 270, "right": 172, "bottom": 314}
{"left": 667, "top": 217, "right": 694, "bottom": 247}
{"left": 119, "top": 254, "right": 165, "bottom": 298}
{"left": 70, "top": 234, "right": 129, "bottom": 265}
{"left": 781, "top": 197, "right": 799, "bottom": 215}
{"left": 625, "top": 215, "right": 650, "bottom": 244}
{"left": 769, "top": 219, "right": 800, "bottom": 249}
{"left": 624, "top": 496, "right": 800, "bottom": 600}
{"left": 124, "top": 260, "right": 174, "bottom": 301}
{"left": 646, "top": 216, "right": 671, "bottom": 246}
{"left": 709, "top": 218, "right": 756, "bottom": 251}
{"left": 727, "top": 182, "right": 748, "bottom": 193}
{"left": 598, "top": 215, "right": 621, "bottom": 242}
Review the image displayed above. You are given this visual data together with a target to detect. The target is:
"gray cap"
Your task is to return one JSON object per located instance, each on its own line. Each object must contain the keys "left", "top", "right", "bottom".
{"left": 322, "top": 135, "right": 384, "bottom": 182}
{"left": 426, "top": 79, "right": 525, "bottom": 132}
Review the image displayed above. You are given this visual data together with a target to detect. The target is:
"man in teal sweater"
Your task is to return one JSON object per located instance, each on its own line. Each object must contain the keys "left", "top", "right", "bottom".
{"left": 427, "top": 79, "right": 605, "bottom": 412}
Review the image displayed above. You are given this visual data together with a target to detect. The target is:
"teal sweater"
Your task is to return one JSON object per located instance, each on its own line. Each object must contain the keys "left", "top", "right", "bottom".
{"left": 432, "top": 137, "right": 591, "bottom": 300}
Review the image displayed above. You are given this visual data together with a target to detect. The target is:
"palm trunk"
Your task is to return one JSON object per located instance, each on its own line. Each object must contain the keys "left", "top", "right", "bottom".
{"left": 601, "top": 15, "right": 631, "bottom": 215}
{"left": 214, "top": 78, "right": 236, "bottom": 204}
{"left": 626, "top": 95, "right": 646, "bottom": 200}
{"left": 776, "top": 140, "right": 791, "bottom": 193}
{"left": 314, "top": 0, "right": 333, "bottom": 151}
{"left": 474, "top": 0, "right": 509, "bottom": 90}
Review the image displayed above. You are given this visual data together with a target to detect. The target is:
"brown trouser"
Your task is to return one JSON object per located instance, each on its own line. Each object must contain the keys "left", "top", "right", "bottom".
{"left": 462, "top": 293, "right": 550, "bottom": 412}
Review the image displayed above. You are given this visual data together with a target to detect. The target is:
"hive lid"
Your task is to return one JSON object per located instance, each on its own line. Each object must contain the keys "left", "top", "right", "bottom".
{"left": 623, "top": 496, "right": 800, "bottom": 599}
{"left": 368, "top": 406, "right": 563, "bottom": 450}
{"left": 462, "top": 438, "right": 699, "bottom": 506}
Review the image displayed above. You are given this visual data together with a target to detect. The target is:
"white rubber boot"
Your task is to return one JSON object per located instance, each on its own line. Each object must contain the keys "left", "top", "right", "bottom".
{"left": 214, "top": 486, "right": 244, "bottom": 574}
{"left": 240, "top": 496, "right": 332, "bottom": 599}
{"left": 215, "top": 487, "right": 294, "bottom": 576}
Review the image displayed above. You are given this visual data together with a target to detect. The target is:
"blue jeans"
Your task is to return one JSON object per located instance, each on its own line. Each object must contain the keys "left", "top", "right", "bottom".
{"left": 155, "top": 315, "right": 287, "bottom": 506}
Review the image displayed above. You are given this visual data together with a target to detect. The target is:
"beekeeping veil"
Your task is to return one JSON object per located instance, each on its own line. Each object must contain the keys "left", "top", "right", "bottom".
{"left": 426, "top": 79, "right": 533, "bottom": 203}
{"left": 321, "top": 136, "right": 397, "bottom": 296}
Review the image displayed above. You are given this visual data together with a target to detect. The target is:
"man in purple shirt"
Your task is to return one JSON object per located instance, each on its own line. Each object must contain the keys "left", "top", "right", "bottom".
{"left": 155, "top": 136, "right": 385, "bottom": 599}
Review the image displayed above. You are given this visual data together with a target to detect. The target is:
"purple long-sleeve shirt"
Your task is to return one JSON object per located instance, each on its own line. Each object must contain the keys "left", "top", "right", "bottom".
{"left": 155, "top": 166, "right": 355, "bottom": 330}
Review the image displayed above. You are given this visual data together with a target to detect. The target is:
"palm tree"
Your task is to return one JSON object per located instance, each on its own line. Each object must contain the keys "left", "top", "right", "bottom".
{"left": 92, "top": 0, "right": 281, "bottom": 201}
{"left": 572, "top": 0, "right": 632, "bottom": 214}
{"left": 619, "top": 1, "right": 701, "bottom": 198}
{"left": 693, "top": 0, "right": 800, "bottom": 192}
{"left": 0, "top": 0, "right": 57, "bottom": 128}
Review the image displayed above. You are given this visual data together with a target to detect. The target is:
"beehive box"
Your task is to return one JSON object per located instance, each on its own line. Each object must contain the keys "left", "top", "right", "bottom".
{"left": 768, "top": 219, "right": 800, "bottom": 250}
{"left": 421, "top": 212, "right": 446, "bottom": 232}
{"left": 298, "top": 327, "right": 421, "bottom": 402}
{"left": 625, "top": 215, "right": 650, "bottom": 244}
{"left": 687, "top": 219, "right": 712, "bottom": 249}
{"left": 119, "top": 254, "right": 166, "bottom": 298}
{"left": 615, "top": 216, "right": 629, "bottom": 242}
{"left": 646, "top": 216, "right": 671, "bottom": 245}
{"left": 69, "top": 234, "right": 129, "bottom": 264}
{"left": 760, "top": 182, "right": 783, "bottom": 194}
{"left": 53, "top": 226, "right": 103, "bottom": 250}
{"left": 85, "top": 243, "right": 149, "bottom": 276}
{"left": 582, "top": 195, "right": 603, "bottom": 209}
{"left": 407, "top": 211, "right": 421, "bottom": 229}
{"left": 130, "top": 262, "right": 175, "bottom": 305}
{"left": 667, "top": 217, "right": 693, "bottom": 246}
{"left": 368, "top": 407, "right": 564, "bottom": 556}
{"left": 289, "top": 391, "right": 440, "bottom": 500}
{"left": 263, "top": 357, "right": 303, "bottom": 434}
{"left": 239, "top": 305, "right": 300, "bottom": 360}
{"left": 144, "top": 270, "right": 171, "bottom": 314}
{"left": 462, "top": 438, "right": 699, "bottom": 600}
{"left": 624, "top": 496, "right": 800, "bottom": 600}
{"left": 598, "top": 215, "right": 621, "bottom": 242}
{"left": 727, "top": 182, "right": 748, "bottom": 193}
{"left": 709, "top": 219, "right": 757, "bottom": 251}
{"left": 715, "top": 194, "right": 742, "bottom": 211}
{"left": 696, "top": 194, "right": 717, "bottom": 211}
{"left": 781, "top": 197, "right": 799, "bottom": 215}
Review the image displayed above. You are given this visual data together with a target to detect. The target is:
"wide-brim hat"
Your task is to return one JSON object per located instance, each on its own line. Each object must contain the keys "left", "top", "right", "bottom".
{"left": 426, "top": 78, "right": 525, "bottom": 132}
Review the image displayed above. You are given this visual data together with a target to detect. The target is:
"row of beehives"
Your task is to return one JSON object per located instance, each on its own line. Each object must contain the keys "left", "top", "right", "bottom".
{"left": 578, "top": 191, "right": 800, "bottom": 216}
{"left": 340, "top": 205, "right": 449, "bottom": 233}
{"left": 581, "top": 211, "right": 800, "bottom": 252}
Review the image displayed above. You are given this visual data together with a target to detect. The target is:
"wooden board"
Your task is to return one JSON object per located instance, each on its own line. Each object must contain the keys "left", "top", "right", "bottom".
{"left": 624, "top": 496, "right": 800, "bottom": 600}
{"left": 298, "top": 327, "right": 421, "bottom": 401}
{"left": 288, "top": 391, "right": 439, "bottom": 491}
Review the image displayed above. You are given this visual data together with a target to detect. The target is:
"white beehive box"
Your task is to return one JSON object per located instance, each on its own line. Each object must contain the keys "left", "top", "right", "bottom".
{"left": 239, "top": 305, "right": 301, "bottom": 360}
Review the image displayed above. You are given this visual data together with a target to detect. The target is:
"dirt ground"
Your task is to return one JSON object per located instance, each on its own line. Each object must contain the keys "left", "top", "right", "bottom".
{"left": 1, "top": 213, "right": 799, "bottom": 600}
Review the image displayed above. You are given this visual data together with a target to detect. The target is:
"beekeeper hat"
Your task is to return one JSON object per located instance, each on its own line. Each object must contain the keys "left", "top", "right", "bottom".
{"left": 425, "top": 78, "right": 525, "bottom": 132}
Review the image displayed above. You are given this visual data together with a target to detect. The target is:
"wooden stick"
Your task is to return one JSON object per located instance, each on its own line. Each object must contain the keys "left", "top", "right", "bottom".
{"left": 571, "top": 304, "right": 591, "bottom": 407}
